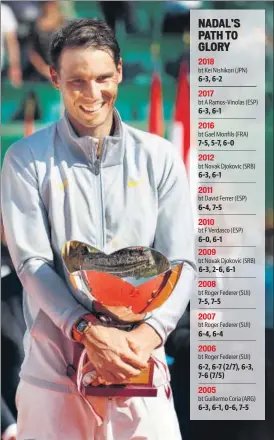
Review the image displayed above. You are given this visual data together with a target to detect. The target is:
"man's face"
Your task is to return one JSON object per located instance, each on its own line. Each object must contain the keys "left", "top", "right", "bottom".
{"left": 50, "top": 47, "right": 122, "bottom": 136}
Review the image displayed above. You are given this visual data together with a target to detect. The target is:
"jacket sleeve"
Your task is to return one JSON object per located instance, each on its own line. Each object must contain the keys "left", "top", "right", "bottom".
{"left": 145, "top": 144, "right": 197, "bottom": 345}
{"left": 1, "top": 143, "right": 89, "bottom": 339}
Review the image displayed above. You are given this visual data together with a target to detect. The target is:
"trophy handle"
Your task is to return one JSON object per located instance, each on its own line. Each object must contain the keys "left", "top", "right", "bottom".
{"left": 138, "top": 263, "right": 183, "bottom": 313}
{"left": 137, "top": 270, "right": 172, "bottom": 314}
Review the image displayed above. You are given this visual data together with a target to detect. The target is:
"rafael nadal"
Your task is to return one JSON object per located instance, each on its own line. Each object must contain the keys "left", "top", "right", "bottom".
{"left": 1, "top": 19, "right": 196, "bottom": 440}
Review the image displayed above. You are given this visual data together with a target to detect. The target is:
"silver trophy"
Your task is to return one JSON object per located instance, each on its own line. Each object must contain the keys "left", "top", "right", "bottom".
{"left": 62, "top": 240, "right": 183, "bottom": 397}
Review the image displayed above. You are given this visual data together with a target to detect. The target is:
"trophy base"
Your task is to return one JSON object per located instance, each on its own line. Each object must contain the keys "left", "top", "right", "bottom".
{"left": 82, "top": 384, "right": 158, "bottom": 397}
{"left": 78, "top": 358, "right": 157, "bottom": 398}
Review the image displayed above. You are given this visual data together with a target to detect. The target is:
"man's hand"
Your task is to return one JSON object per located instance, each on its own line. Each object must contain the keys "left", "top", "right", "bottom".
{"left": 126, "top": 323, "right": 162, "bottom": 363}
{"left": 8, "top": 65, "right": 22, "bottom": 88}
{"left": 82, "top": 323, "right": 148, "bottom": 384}
{"left": 1, "top": 422, "right": 17, "bottom": 440}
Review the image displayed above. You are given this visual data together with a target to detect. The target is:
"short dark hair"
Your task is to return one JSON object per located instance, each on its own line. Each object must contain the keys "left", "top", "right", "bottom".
{"left": 50, "top": 18, "right": 121, "bottom": 71}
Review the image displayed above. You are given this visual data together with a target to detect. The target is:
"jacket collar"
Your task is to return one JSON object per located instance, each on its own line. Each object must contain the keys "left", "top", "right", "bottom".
{"left": 57, "top": 108, "right": 125, "bottom": 167}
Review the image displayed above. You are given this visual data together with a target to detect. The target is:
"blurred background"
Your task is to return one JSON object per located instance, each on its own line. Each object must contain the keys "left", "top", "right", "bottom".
{"left": 1, "top": 1, "right": 273, "bottom": 440}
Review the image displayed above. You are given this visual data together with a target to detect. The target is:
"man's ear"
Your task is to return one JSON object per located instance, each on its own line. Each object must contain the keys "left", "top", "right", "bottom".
{"left": 49, "top": 66, "right": 60, "bottom": 89}
{"left": 117, "top": 57, "right": 123, "bottom": 84}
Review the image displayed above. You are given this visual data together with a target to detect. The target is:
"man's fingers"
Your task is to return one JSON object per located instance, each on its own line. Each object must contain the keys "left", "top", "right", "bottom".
{"left": 95, "top": 369, "right": 127, "bottom": 385}
{"left": 115, "top": 359, "right": 142, "bottom": 378}
{"left": 99, "top": 370, "right": 117, "bottom": 384}
{"left": 97, "top": 377, "right": 112, "bottom": 386}
{"left": 88, "top": 358, "right": 142, "bottom": 385}
{"left": 98, "top": 360, "right": 141, "bottom": 380}
{"left": 115, "top": 372, "right": 127, "bottom": 382}
{"left": 127, "top": 338, "right": 140, "bottom": 354}
{"left": 121, "top": 349, "right": 148, "bottom": 370}
{"left": 92, "top": 378, "right": 102, "bottom": 387}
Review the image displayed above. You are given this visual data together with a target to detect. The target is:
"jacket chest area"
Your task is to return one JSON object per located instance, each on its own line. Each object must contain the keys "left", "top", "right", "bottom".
{"left": 47, "top": 165, "right": 157, "bottom": 250}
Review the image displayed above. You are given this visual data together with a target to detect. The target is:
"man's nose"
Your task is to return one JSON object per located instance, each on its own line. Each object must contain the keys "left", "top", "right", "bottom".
{"left": 85, "top": 80, "right": 101, "bottom": 100}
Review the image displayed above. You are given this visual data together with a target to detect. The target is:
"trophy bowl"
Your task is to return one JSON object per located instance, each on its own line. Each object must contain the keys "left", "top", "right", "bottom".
{"left": 62, "top": 240, "right": 183, "bottom": 397}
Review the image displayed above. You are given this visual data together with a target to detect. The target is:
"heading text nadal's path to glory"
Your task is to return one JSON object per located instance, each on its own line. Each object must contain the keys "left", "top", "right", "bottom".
{"left": 190, "top": 9, "right": 265, "bottom": 420}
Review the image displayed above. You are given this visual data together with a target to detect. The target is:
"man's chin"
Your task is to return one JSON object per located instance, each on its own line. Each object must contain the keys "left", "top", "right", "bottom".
{"left": 81, "top": 117, "right": 103, "bottom": 128}
{"left": 77, "top": 111, "right": 100, "bottom": 123}
{"left": 78, "top": 108, "right": 105, "bottom": 122}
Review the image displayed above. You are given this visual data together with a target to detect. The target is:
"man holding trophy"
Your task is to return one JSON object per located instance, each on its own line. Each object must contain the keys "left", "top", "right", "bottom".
{"left": 1, "top": 19, "right": 196, "bottom": 440}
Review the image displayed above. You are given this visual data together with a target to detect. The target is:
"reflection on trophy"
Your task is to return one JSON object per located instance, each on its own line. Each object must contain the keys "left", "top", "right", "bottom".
{"left": 62, "top": 240, "right": 183, "bottom": 398}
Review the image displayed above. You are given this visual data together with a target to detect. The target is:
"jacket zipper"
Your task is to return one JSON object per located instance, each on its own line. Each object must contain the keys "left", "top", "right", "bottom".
{"left": 91, "top": 141, "right": 105, "bottom": 250}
